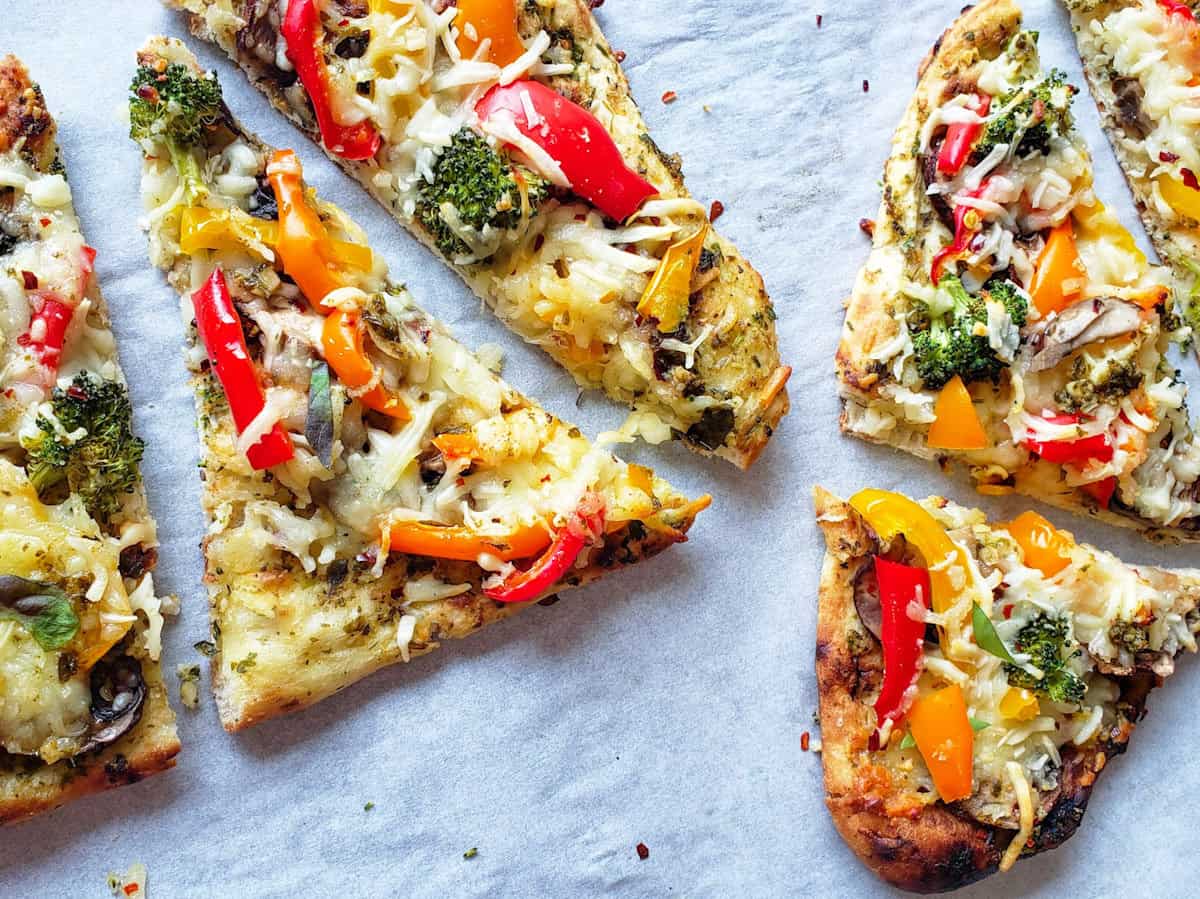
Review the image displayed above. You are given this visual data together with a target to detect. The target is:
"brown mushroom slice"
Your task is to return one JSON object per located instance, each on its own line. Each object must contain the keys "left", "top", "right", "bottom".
{"left": 853, "top": 560, "right": 884, "bottom": 643}
{"left": 76, "top": 654, "right": 146, "bottom": 756}
{"left": 1024, "top": 298, "right": 1144, "bottom": 373}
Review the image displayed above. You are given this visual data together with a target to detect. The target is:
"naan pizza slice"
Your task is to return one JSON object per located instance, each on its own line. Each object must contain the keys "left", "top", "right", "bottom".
{"left": 839, "top": 0, "right": 1200, "bottom": 541}
{"left": 131, "top": 38, "right": 708, "bottom": 732}
{"left": 0, "top": 57, "right": 179, "bottom": 824}
{"left": 815, "top": 486, "right": 1200, "bottom": 891}
{"left": 159, "top": 0, "right": 791, "bottom": 468}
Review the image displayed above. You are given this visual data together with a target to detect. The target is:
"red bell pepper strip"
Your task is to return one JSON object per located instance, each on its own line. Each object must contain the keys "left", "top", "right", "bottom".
{"left": 1160, "top": 0, "right": 1196, "bottom": 20}
{"left": 484, "top": 494, "right": 606, "bottom": 603}
{"left": 192, "top": 268, "right": 295, "bottom": 470}
{"left": 872, "top": 556, "right": 931, "bottom": 734}
{"left": 476, "top": 80, "right": 658, "bottom": 222}
{"left": 930, "top": 181, "right": 989, "bottom": 285}
{"left": 282, "top": 0, "right": 381, "bottom": 161}
{"left": 1024, "top": 413, "right": 1114, "bottom": 465}
{"left": 18, "top": 291, "right": 74, "bottom": 375}
{"left": 937, "top": 94, "right": 991, "bottom": 177}
{"left": 1081, "top": 476, "right": 1118, "bottom": 508}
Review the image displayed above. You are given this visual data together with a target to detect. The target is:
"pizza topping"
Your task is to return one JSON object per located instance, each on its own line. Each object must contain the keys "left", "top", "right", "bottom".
{"left": 937, "top": 94, "right": 992, "bottom": 177}
{"left": 1028, "top": 220, "right": 1085, "bottom": 317}
{"left": 870, "top": 558, "right": 931, "bottom": 733}
{"left": 454, "top": 0, "right": 524, "bottom": 67}
{"left": 927, "top": 375, "right": 988, "bottom": 450}
{"left": 907, "top": 684, "right": 974, "bottom": 803}
{"left": 637, "top": 224, "right": 708, "bottom": 333}
{"left": 1004, "top": 511, "right": 1072, "bottom": 577}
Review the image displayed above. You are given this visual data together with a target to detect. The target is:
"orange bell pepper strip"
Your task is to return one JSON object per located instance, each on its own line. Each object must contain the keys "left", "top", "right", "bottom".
{"left": 386, "top": 518, "right": 551, "bottom": 562}
{"left": 1030, "top": 220, "right": 1085, "bottom": 317}
{"left": 927, "top": 375, "right": 988, "bottom": 450}
{"left": 1004, "top": 510, "right": 1073, "bottom": 578}
{"left": 636, "top": 224, "right": 709, "bottom": 333}
{"left": 432, "top": 432, "right": 480, "bottom": 460}
{"left": 267, "top": 150, "right": 371, "bottom": 309}
{"left": 322, "top": 309, "right": 410, "bottom": 420}
{"left": 455, "top": 0, "right": 525, "bottom": 66}
{"left": 907, "top": 684, "right": 974, "bottom": 803}
{"left": 180, "top": 207, "right": 371, "bottom": 272}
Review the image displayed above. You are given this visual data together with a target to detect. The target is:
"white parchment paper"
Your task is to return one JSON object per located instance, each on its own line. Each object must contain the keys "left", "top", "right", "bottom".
{"left": 2, "top": 1, "right": 1198, "bottom": 896}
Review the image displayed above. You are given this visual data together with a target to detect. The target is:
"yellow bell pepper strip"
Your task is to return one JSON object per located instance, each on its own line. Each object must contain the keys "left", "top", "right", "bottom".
{"left": 1157, "top": 172, "right": 1200, "bottom": 222}
{"left": 907, "top": 683, "right": 974, "bottom": 803}
{"left": 927, "top": 375, "right": 988, "bottom": 450}
{"left": 1030, "top": 220, "right": 1084, "bottom": 317}
{"left": 455, "top": 0, "right": 525, "bottom": 66}
{"left": 180, "top": 206, "right": 373, "bottom": 272}
{"left": 321, "top": 309, "right": 410, "bottom": 420}
{"left": 636, "top": 224, "right": 709, "bottom": 333}
{"left": 1004, "top": 511, "right": 1073, "bottom": 578}
{"left": 999, "top": 687, "right": 1040, "bottom": 722}
{"left": 387, "top": 517, "right": 551, "bottom": 562}
{"left": 872, "top": 557, "right": 932, "bottom": 734}
{"left": 267, "top": 150, "right": 372, "bottom": 309}
{"left": 484, "top": 494, "right": 606, "bottom": 603}
{"left": 281, "top": 0, "right": 382, "bottom": 160}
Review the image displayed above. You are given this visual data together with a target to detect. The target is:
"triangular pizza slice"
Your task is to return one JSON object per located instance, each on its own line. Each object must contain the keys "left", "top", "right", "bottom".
{"left": 0, "top": 57, "right": 178, "bottom": 823}
{"left": 160, "top": 0, "right": 790, "bottom": 468}
{"left": 130, "top": 37, "right": 709, "bottom": 732}
{"left": 1065, "top": 0, "right": 1200, "bottom": 349}
{"left": 838, "top": 0, "right": 1200, "bottom": 540}
{"left": 814, "top": 486, "right": 1200, "bottom": 891}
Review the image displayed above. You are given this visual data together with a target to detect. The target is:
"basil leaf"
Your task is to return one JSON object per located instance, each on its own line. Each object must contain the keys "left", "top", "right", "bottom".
{"left": 0, "top": 575, "right": 78, "bottom": 651}
{"left": 898, "top": 732, "right": 915, "bottom": 750}
{"left": 972, "top": 602, "right": 1018, "bottom": 665}
{"left": 306, "top": 361, "right": 335, "bottom": 468}
{"left": 969, "top": 717, "right": 990, "bottom": 732}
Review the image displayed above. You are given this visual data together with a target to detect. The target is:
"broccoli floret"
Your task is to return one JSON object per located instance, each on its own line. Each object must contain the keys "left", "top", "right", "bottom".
{"left": 129, "top": 62, "right": 224, "bottom": 202}
{"left": 911, "top": 275, "right": 1026, "bottom": 390}
{"left": 975, "top": 70, "right": 1077, "bottom": 160}
{"left": 1004, "top": 613, "right": 1087, "bottom": 705}
{"left": 22, "top": 373, "right": 145, "bottom": 524}
{"left": 1054, "top": 345, "right": 1145, "bottom": 413}
{"left": 1109, "top": 620, "right": 1150, "bottom": 654}
{"left": 416, "top": 128, "right": 547, "bottom": 261}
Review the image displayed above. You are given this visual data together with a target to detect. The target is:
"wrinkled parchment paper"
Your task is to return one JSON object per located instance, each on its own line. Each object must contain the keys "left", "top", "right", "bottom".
{"left": 3, "top": 1, "right": 1198, "bottom": 896}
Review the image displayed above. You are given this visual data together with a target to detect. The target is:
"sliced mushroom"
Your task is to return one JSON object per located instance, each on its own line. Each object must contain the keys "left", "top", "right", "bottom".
{"left": 1111, "top": 77, "right": 1152, "bottom": 141}
{"left": 1023, "top": 298, "right": 1144, "bottom": 373}
{"left": 852, "top": 560, "right": 884, "bottom": 642}
{"left": 76, "top": 655, "right": 146, "bottom": 756}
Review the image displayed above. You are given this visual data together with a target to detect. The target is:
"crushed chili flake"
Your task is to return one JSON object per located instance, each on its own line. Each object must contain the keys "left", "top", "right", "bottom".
{"left": 39, "top": 217, "right": 50, "bottom": 227}
{"left": 1003, "top": 605, "right": 1014, "bottom": 619}
{"left": 636, "top": 842, "right": 650, "bottom": 860}
{"left": 588, "top": 0, "right": 604, "bottom": 8}
{"left": 1160, "top": 150, "right": 1181, "bottom": 163}
{"left": 709, "top": 200, "right": 725, "bottom": 222}
{"left": 661, "top": 90, "right": 678, "bottom": 105}
{"left": 862, "top": 80, "right": 870, "bottom": 93}
{"left": 123, "top": 885, "right": 139, "bottom": 897}
{"left": 801, "top": 731, "right": 811, "bottom": 751}
{"left": 817, "top": 14, "right": 823, "bottom": 27}
{"left": 20, "top": 270, "right": 37, "bottom": 290}
{"left": 1183, "top": 168, "right": 1200, "bottom": 191}
{"left": 614, "top": 49, "right": 627, "bottom": 63}
{"left": 859, "top": 218, "right": 875, "bottom": 238}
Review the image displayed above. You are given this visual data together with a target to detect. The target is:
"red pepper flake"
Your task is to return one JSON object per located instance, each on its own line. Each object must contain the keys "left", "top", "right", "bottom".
{"left": 859, "top": 218, "right": 875, "bottom": 238}
{"left": 661, "top": 90, "right": 678, "bottom": 105}
{"left": 636, "top": 842, "right": 650, "bottom": 860}
{"left": 614, "top": 49, "right": 627, "bottom": 63}
{"left": 817, "top": 14, "right": 823, "bottom": 27}
{"left": 20, "top": 270, "right": 37, "bottom": 290}
{"left": 339, "top": 18, "right": 349, "bottom": 25}
{"left": 1003, "top": 605, "right": 1013, "bottom": 620}
{"left": 39, "top": 217, "right": 50, "bottom": 227}
{"left": 709, "top": 200, "right": 725, "bottom": 222}
{"left": 588, "top": 0, "right": 605, "bottom": 8}
{"left": 123, "top": 884, "right": 140, "bottom": 897}
{"left": 1183, "top": 168, "right": 1200, "bottom": 191}
{"left": 801, "top": 731, "right": 811, "bottom": 751}
{"left": 862, "top": 80, "right": 870, "bottom": 93}
{"left": 1160, "top": 150, "right": 1180, "bottom": 163}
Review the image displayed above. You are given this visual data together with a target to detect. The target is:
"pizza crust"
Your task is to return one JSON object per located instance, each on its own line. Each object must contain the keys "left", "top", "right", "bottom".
{"left": 166, "top": 0, "right": 790, "bottom": 469}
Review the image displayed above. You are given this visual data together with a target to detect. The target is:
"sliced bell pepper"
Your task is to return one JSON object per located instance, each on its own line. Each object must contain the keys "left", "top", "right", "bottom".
{"left": 999, "top": 687, "right": 1040, "bottom": 722}
{"left": 192, "top": 267, "right": 295, "bottom": 470}
{"left": 1160, "top": 0, "right": 1196, "bottom": 20}
{"left": 180, "top": 206, "right": 373, "bottom": 271}
{"left": 476, "top": 79, "right": 657, "bottom": 222}
{"left": 455, "top": 0, "right": 525, "bottom": 66}
{"left": 1024, "top": 421, "right": 1114, "bottom": 464}
{"left": 321, "top": 309, "right": 410, "bottom": 420}
{"left": 927, "top": 375, "right": 988, "bottom": 450}
{"left": 636, "top": 224, "right": 709, "bottom": 333}
{"left": 930, "top": 182, "right": 988, "bottom": 285}
{"left": 907, "top": 683, "right": 974, "bottom": 803}
{"left": 267, "top": 150, "right": 372, "bottom": 308}
{"left": 937, "top": 94, "right": 991, "bottom": 177}
{"left": 1081, "top": 476, "right": 1118, "bottom": 508}
{"left": 387, "top": 518, "right": 551, "bottom": 562}
{"left": 872, "top": 557, "right": 931, "bottom": 734}
{"left": 484, "top": 494, "right": 606, "bottom": 603}
{"left": 281, "top": 0, "right": 381, "bottom": 160}
{"left": 849, "top": 489, "right": 980, "bottom": 654}
{"left": 18, "top": 291, "right": 74, "bottom": 375}
{"left": 1156, "top": 173, "right": 1200, "bottom": 222}
{"left": 1029, "top": 219, "right": 1084, "bottom": 316}
{"left": 1005, "top": 510, "right": 1073, "bottom": 577}
{"left": 432, "top": 432, "right": 480, "bottom": 461}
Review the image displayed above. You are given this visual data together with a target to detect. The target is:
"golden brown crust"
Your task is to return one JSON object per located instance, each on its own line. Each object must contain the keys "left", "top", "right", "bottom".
{"left": 168, "top": 0, "right": 789, "bottom": 469}
{"left": 813, "top": 487, "right": 1182, "bottom": 892}
{"left": 0, "top": 56, "right": 56, "bottom": 169}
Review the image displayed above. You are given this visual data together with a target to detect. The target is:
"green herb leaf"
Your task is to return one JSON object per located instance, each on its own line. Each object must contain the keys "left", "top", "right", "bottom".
{"left": 463, "top": 847, "right": 478, "bottom": 860}
{"left": 31, "top": 596, "right": 80, "bottom": 650}
{"left": 364, "top": 801, "right": 375, "bottom": 812}
{"left": 972, "top": 602, "right": 1018, "bottom": 665}
{"left": 969, "top": 717, "right": 990, "bottom": 732}
{"left": 898, "top": 731, "right": 915, "bottom": 750}
{"left": 0, "top": 575, "right": 78, "bottom": 651}
{"left": 305, "top": 361, "right": 335, "bottom": 468}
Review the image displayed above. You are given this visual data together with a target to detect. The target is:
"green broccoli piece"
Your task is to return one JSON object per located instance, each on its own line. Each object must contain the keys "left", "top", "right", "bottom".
{"left": 1054, "top": 345, "right": 1144, "bottom": 413}
{"left": 129, "top": 62, "right": 224, "bottom": 203}
{"left": 1109, "top": 620, "right": 1150, "bottom": 654}
{"left": 911, "top": 275, "right": 1027, "bottom": 390}
{"left": 22, "top": 373, "right": 145, "bottom": 524}
{"left": 1004, "top": 613, "right": 1087, "bottom": 705}
{"left": 975, "top": 70, "right": 1077, "bottom": 161}
{"left": 417, "top": 128, "right": 547, "bottom": 261}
